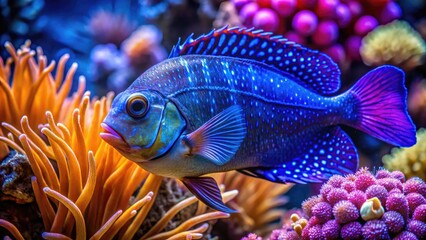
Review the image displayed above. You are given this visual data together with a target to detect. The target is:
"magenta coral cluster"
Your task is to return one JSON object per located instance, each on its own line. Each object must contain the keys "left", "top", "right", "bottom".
{"left": 231, "top": 0, "right": 401, "bottom": 67}
{"left": 269, "top": 168, "right": 426, "bottom": 239}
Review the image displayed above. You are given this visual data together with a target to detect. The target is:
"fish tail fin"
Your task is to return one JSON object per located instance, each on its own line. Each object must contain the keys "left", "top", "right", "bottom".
{"left": 345, "top": 65, "right": 416, "bottom": 147}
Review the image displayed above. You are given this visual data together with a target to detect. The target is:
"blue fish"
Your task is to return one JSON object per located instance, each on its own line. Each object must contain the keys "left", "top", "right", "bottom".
{"left": 100, "top": 27, "right": 416, "bottom": 213}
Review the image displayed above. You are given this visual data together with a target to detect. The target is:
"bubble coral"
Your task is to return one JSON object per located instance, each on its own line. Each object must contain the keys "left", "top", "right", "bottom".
{"left": 261, "top": 168, "right": 426, "bottom": 239}
{"left": 0, "top": 42, "right": 237, "bottom": 239}
{"left": 227, "top": 0, "right": 403, "bottom": 68}
{"left": 361, "top": 21, "right": 426, "bottom": 71}
{"left": 383, "top": 129, "right": 426, "bottom": 181}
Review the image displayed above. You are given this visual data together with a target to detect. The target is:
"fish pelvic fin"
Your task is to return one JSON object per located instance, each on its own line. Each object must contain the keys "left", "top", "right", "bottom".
{"left": 345, "top": 65, "right": 416, "bottom": 147}
{"left": 181, "top": 177, "right": 237, "bottom": 213}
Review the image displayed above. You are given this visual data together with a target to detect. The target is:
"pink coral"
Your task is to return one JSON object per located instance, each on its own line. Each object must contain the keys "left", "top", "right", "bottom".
{"left": 258, "top": 169, "right": 426, "bottom": 239}
{"left": 333, "top": 200, "right": 359, "bottom": 224}
{"left": 311, "top": 202, "right": 333, "bottom": 223}
{"left": 228, "top": 0, "right": 402, "bottom": 67}
{"left": 382, "top": 211, "right": 405, "bottom": 234}
{"left": 341, "top": 221, "right": 363, "bottom": 240}
{"left": 361, "top": 220, "right": 390, "bottom": 239}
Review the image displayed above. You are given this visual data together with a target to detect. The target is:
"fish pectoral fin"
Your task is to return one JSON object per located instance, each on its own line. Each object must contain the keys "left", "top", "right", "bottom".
{"left": 181, "top": 176, "right": 237, "bottom": 213}
{"left": 184, "top": 105, "right": 246, "bottom": 166}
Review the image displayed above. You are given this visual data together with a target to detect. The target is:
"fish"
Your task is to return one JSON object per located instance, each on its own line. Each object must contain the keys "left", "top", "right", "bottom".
{"left": 100, "top": 27, "right": 416, "bottom": 213}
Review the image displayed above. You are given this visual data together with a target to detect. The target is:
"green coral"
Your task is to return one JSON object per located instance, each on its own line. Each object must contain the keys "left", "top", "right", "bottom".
{"left": 383, "top": 129, "right": 426, "bottom": 180}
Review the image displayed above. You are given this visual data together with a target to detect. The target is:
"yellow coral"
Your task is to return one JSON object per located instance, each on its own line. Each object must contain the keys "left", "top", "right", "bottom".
{"left": 0, "top": 42, "right": 236, "bottom": 239}
{"left": 360, "top": 21, "right": 426, "bottom": 71}
{"left": 383, "top": 129, "right": 426, "bottom": 180}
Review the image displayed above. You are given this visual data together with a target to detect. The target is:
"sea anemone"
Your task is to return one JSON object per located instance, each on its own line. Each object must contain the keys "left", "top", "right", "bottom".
{"left": 383, "top": 129, "right": 426, "bottom": 181}
{"left": 0, "top": 42, "right": 236, "bottom": 239}
{"left": 0, "top": 40, "right": 85, "bottom": 132}
{"left": 258, "top": 168, "right": 426, "bottom": 239}
{"left": 360, "top": 20, "right": 426, "bottom": 71}
{"left": 212, "top": 171, "right": 292, "bottom": 238}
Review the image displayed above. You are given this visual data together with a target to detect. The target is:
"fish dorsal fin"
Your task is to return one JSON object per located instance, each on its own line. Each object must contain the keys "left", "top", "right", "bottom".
{"left": 184, "top": 105, "right": 246, "bottom": 166}
{"left": 170, "top": 26, "right": 341, "bottom": 95}
{"left": 238, "top": 126, "right": 358, "bottom": 184}
{"left": 181, "top": 176, "right": 237, "bottom": 213}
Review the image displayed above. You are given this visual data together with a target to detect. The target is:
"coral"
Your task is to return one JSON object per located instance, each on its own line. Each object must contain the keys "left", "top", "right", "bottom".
{"left": 226, "top": 0, "right": 403, "bottom": 68}
{"left": 213, "top": 1, "right": 243, "bottom": 28}
{"left": 121, "top": 25, "right": 167, "bottom": 70}
{"left": 262, "top": 168, "right": 426, "bottom": 239}
{"left": 88, "top": 10, "right": 135, "bottom": 46}
{"left": 90, "top": 25, "right": 167, "bottom": 93}
{"left": 211, "top": 171, "right": 292, "bottom": 238}
{"left": 361, "top": 21, "right": 426, "bottom": 71}
{"left": 408, "top": 79, "right": 426, "bottom": 127}
{"left": 0, "top": 43, "right": 237, "bottom": 239}
{"left": 383, "top": 129, "right": 426, "bottom": 181}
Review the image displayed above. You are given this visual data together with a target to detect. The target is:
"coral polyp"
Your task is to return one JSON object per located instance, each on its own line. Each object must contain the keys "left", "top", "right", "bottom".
{"left": 262, "top": 168, "right": 426, "bottom": 239}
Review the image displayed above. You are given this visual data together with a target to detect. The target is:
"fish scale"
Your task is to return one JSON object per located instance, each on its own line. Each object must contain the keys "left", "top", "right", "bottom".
{"left": 101, "top": 27, "right": 416, "bottom": 213}
{"left": 129, "top": 55, "right": 350, "bottom": 180}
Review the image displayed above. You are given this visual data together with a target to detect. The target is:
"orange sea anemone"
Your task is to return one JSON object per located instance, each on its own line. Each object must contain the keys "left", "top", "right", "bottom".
{"left": 0, "top": 42, "right": 237, "bottom": 239}
{"left": 0, "top": 40, "right": 85, "bottom": 159}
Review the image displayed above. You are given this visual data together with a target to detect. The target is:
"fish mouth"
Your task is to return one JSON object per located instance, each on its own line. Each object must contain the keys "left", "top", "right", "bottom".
{"left": 100, "top": 123, "right": 129, "bottom": 148}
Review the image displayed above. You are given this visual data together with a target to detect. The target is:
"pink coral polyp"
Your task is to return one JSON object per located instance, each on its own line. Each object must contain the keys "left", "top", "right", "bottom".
{"left": 333, "top": 200, "right": 359, "bottom": 224}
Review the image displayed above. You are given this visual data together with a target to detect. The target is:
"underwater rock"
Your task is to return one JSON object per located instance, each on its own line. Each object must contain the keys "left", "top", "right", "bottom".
{"left": 0, "top": 150, "right": 33, "bottom": 204}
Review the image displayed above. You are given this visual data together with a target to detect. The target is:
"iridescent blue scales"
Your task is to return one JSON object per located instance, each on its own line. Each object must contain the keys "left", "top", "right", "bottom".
{"left": 101, "top": 27, "right": 416, "bottom": 213}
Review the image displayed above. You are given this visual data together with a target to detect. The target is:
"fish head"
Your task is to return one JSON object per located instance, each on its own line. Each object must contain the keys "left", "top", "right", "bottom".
{"left": 100, "top": 89, "right": 187, "bottom": 162}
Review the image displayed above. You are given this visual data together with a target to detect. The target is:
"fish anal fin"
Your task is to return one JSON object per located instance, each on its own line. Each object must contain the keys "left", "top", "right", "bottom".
{"left": 184, "top": 105, "right": 246, "bottom": 166}
{"left": 238, "top": 127, "right": 358, "bottom": 184}
{"left": 170, "top": 27, "right": 341, "bottom": 95}
{"left": 181, "top": 176, "right": 237, "bottom": 213}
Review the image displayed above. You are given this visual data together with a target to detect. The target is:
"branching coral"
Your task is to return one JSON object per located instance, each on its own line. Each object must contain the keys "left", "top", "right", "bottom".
{"left": 212, "top": 171, "right": 292, "bottom": 238}
{"left": 0, "top": 42, "right": 236, "bottom": 239}
{"left": 383, "top": 129, "right": 426, "bottom": 181}
{"left": 361, "top": 20, "right": 426, "bottom": 71}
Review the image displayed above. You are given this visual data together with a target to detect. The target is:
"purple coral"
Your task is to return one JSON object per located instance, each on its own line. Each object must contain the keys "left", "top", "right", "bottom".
{"left": 362, "top": 220, "right": 390, "bottom": 239}
{"left": 261, "top": 169, "right": 426, "bottom": 239}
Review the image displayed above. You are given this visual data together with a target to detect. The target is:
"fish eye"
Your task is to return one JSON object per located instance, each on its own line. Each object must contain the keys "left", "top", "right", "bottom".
{"left": 126, "top": 93, "right": 149, "bottom": 119}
